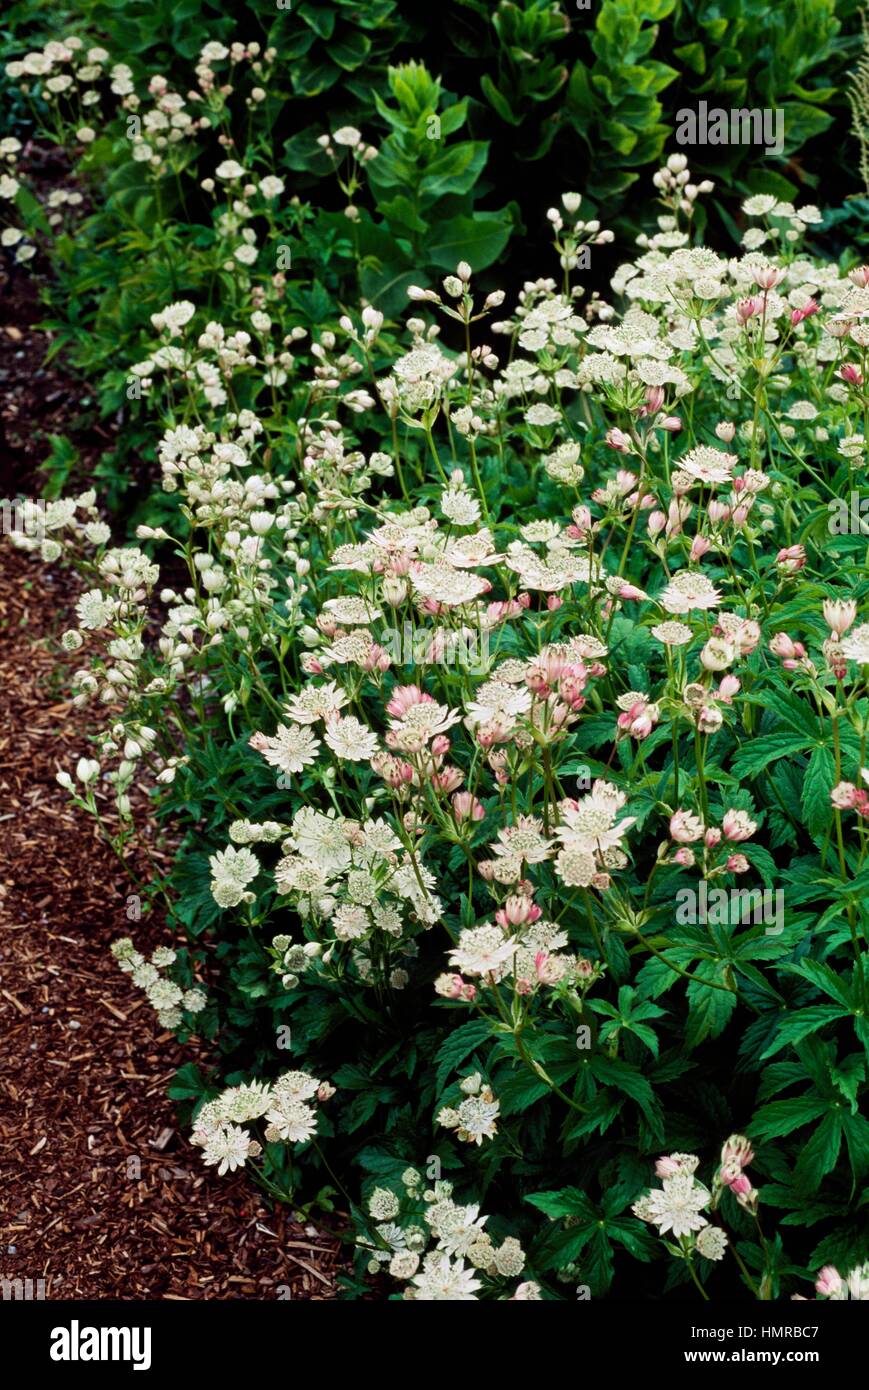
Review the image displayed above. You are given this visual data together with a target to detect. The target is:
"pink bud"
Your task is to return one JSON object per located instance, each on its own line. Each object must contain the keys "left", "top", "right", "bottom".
{"left": 690, "top": 535, "right": 710, "bottom": 562}
{"left": 815, "top": 1266, "right": 843, "bottom": 1297}
{"left": 605, "top": 427, "right": 632, "bottom": 453}
{"left": 718, "top": 674, "right": 741, "bottom": 703}
{"left": 831, "top": 780, "right": 858, "bottom": 810}
{"left": 839, "top": 363, "right": 864, "bottom": 386}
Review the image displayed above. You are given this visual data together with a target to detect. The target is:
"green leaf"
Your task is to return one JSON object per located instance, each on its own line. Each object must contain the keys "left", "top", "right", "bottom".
{"left": 526, "top": 1187, "right": 597, "bottom": 1221}
{"left": 749, "top": 1094, "right": 830, "bottom": 1141}
{"left": 760, "top": 1005, "right": 851, "bottom": 1060}
{"left": 794, "top": 1111, "right": 842, "bottom": 1191}
{"left": 433, "top": 1018, "right": 493, "bottom": 1092}
{"left": 427, "top": 211, "right": 514, "bottom": 271}
{"left": 801, "top": 745, "right": 836, "bottom": 834}
{"left": 729, "top": 732, "right": 813, "bottom": 779}
{"left": 686, "top": 961, "right": 736, "bottom": 1048}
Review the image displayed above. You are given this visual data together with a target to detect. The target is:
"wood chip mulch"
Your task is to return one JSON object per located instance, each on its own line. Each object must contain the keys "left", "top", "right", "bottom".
{"left": 0, "top": 308, "right": 346, "bottom": 1300}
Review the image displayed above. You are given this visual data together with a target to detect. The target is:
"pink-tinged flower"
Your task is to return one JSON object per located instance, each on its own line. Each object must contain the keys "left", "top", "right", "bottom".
{"left": 659, "top": 416, "right": 683, "bottom": 432}
{"left": 698, "top": 704, "right": 723, "bottom": 734}
{"left": 452, "top": 791, "right": 485, "bottom": 822}
{"left": 673, "top": 846, "right": 695, "bottom": 867}
{"left": 726, "top": 854, "right": 749, "bottom": 873}
{"left": 433, "top": 766, "right": 463, "bottom": 794}
{"left": 547, "top": 594, "right": 562, "bottom": 612}
{"left": 839, "top": 364, "right": 864, "bottom": 386}
{"left": 640, "top": 385, "right": 665, "bottom": 415}
{"left": 736, "top": 295, "right": 763, "bottom": 324}
{"left": 670, "top": 810, "right": 704, "bottom": 843}
{"left": 617, "top": 697, "right": 659, "bottom": 740}
{"left": 769, "top": 632, "right": 797, "bottom": 660}
{"left": 728, "top": 1172, "right": 752, "bottom": 1198}
{"left": 722, "top": 809, "right": 757, "bottom": 842}
{"left": 849, "top": 266, "right": 869, "bottom": 287}
{"left": 605, "top": 427, "right": 633, "bottom": 453}
{"left": 790, "top": 298, "right": 819, "bottom": 326}
{"left": 386, "top": 684, "right": 435, "bottom": 717}
{"left": 617, "top": 582, "right": 649, "bottom": 601}
{"left": 364, "top": 643, "right": 391, "bottom": 673}
{"left": 434, "top": 973, "right": 467, "bottom": 999}
{"left": 815, "top": 1266, "right": 843, "bottom": 1298}
{"left": 707, "top": 499, "right": 731, "bottom": 524}
{"left": 495, "top": 895, "right": 541, "bottom": 928}
{"left": 724, "top": 618, "right": 760, "bottom": 655}
{"left": 721, "top": 1134, "right": 754, "bottom": 1169}
{"left": 718, "top": 674, "right": 741, "bottom": 703}
{"left": 823, "top": 598, "right": 857, "bottom": 638}
{"left": 831, "top": 780, "right": 858, "bottom": 810}
{"left": 655, "top": 1152, "right": 699, "bottom": 1179}
{"left": 715, "top": 421, "right": 736, "bottom": 443}
{"left": 647, "top": 509, "right": 667, "bottom": 537}
{"left": 776, "top": 544, "right": 806, "bottom": 573}
{"left": 705, "top": 827, "right": 722, "bottom": 848}
{"left": 690, "top": 535, "right": 711, "bottom": 562}
{"left": 754, "top": 265, "right": 786, "bottom": 291}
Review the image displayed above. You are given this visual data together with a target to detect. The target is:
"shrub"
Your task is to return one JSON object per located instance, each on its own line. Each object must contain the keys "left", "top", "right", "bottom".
{"left": 10, "top": 90, "right": 869, "bottom": 1295}
{"left": 2, "top": 7, "right": 868, "bottom": 514}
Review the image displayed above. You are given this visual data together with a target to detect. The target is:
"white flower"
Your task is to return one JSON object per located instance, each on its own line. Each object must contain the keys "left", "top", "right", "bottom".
{"left": 441, "top": 487, "right": 481, "bottom": 527}
{"left": 742, "top": 194, "right": 778, "bottom": 217}
{"left": 659, "top": 571, "right": 721, "bottom": 614}
{"left": 283, "top": 682, "right": 348, "bottom": 725}
{"left": 215, "top": 159, "right": 245, "bottom": 180}
{"left": 151, "top": 300, "right": 196, "bottom": 335}
{"left": 448, "top": 926, "right": 516, "bottom": 978}
{"left": 651, "top": 621, "right": 693, "bottom": 646}
{"left": 643, "top": 1174, "right": 710, "bottom": 1237}
{"left": 264, "top": 1097, "right": 317, "bottom": 1143}
{"left": 676, "top": 445, "right": 735, "bottom": 485}
{"left": 411, "top": 1253, "right": 481, "bottom": 1300}
{"left": 524, "top": 402, "right": 561, "bottom": 427}
{"left": 696, "top": 1225, "right": 728, "bottom": 1260}
{"left": 843, "top": 624, "right": 869, "bottom": 663}
{"left": 289, "top": 807, "right": 352, "bottom": 873}
{"left": 210, "top": 845, "right": 259, "bottom": 892}
{"left": 249, "top": 724, "right": 321, "bottom": 775}
{"left": 259, "top": 175, "right": 285, "bottom": 199}
{"left": 75, "top": 589, "right": 115, "bottom": 629}
{"left": 332, "top": 126, "right": 361, "bottom": 147}
{"left": 201, "top": 1124, "right": 253, "bottom": 1175}
{"left": 324, "top": 716, "right": 379, "bottom": 762}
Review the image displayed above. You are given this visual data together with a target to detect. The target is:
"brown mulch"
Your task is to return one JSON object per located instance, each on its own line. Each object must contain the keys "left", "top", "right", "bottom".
{"left": 0, "top": 285, "right": 346, "bottom": 1300}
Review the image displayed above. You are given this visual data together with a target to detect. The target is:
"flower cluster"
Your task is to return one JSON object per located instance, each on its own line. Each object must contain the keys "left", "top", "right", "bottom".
{"left": 111, "top": 937, "right": 206, "bottom": 1030}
